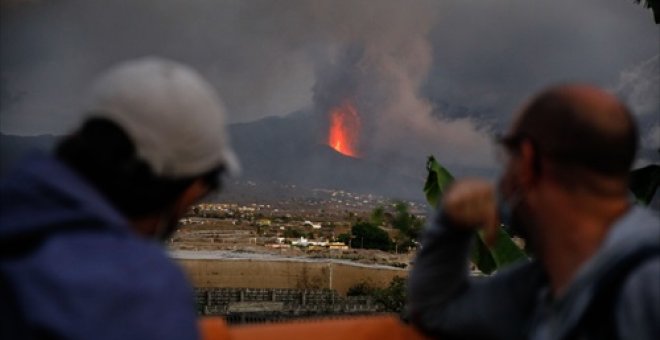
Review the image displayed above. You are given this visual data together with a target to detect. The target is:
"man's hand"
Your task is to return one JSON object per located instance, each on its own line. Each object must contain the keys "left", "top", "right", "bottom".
{"left": 442, "top": 179, "right": 499, "bottom": 247}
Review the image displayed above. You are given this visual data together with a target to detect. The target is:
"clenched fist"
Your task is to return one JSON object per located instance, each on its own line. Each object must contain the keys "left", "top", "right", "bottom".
{"left": 442, "top": 179, "right": 499, "bottom": 247}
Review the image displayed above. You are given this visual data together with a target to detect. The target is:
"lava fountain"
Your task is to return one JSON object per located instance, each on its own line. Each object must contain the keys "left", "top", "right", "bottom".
{"left": 328, "top": 100, "right": 361, "bottom": 157}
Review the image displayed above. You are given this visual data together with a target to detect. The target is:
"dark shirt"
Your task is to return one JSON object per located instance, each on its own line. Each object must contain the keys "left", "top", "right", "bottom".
{"left": 408, "top": 208, "right": 660, "bottom": 340}
{"left": 0, "top": 154, "right": 199, "bottom": 339}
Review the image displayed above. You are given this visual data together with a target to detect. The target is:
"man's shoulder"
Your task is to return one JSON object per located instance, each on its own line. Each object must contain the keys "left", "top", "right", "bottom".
{"left": 0, "top": 153, "right": 132, "bottom": 240}
{"left": 5, "top": 228, "right": 192, "bottom": 306}
{"left": 5, "top": 231, "right": 197, "bottom": 339}
{"left": 620, "top": 255, "right": 660, "bottom": 302}
{"left": 616, "top": 255, "right": 660, "bottom": 340}
{"left": 39, "top": 231, "right": 189, "bottom": 291}
{"left": 612, "top": 206, "right": 660, "bottom": 241}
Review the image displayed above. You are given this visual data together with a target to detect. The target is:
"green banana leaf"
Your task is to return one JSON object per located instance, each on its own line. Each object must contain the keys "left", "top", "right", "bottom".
{"left": 629, "top": 164, "right": 660, "bottom": 206}
{"left": 423, "top": 156, "right": 454, "bottom": 207}
{"left": 470, "top": 234, "right": 497, "bottom": 274}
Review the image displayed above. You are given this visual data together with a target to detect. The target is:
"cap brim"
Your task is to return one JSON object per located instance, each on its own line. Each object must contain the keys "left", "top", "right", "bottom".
{"left": 221, "top": 147, "right": 241, "bottom": 178}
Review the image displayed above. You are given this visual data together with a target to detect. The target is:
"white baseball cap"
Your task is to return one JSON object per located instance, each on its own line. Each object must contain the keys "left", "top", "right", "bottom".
{"left": 84, "top": 57, "right": 239, "bottom": 178}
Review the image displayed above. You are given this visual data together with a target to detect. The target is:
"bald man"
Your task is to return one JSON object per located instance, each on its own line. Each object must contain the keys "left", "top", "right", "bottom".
{"left": 408, "top": 85, "right": 659, "bottom": 340}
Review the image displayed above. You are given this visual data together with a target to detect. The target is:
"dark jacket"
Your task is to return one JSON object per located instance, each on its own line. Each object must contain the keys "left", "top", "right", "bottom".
{"left": 408, "top": 207, "right": 660, "bottom": 340}
{"left": 0, "top": 154, "right": 199, "bottom": 339}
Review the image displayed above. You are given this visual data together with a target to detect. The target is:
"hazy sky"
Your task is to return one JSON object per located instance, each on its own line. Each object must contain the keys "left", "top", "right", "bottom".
{"left": 1, "top": 0, "right": 658, "bottom": 159}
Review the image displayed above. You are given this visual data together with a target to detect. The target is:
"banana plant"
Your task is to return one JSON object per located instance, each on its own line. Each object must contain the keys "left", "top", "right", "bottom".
{"left": 424, "top": 153, "right": 660, "bottom": 274}
{"left": 423, "top": 156, "right": 528, "bottom": 274}
{"left": 630, "top": 164, "right": 660, "bottom": 206}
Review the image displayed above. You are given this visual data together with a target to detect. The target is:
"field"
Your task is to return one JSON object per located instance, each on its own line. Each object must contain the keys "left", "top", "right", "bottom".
{"left": 168, "top": 189, "right": 425, "bottom": 294}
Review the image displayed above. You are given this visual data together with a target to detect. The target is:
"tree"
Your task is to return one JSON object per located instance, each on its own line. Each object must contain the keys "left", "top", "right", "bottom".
{"left": 346, "top": 282, "right": 374, "bottom": 296}
{"left": 351, "top": 222, "right": 393, "bottom": 251}
{"left": 283, "top": 228, "right": 303, "bottom": 238}
{"left": 391, "top": 202, "right": 424, "bottom": 249}
{"left": 346, "top": 276, "right": 407, "bottom": 314}
{"left": 372, "top": 276, "right": 407, "bottom": 314}
{"left": 370, "top": 205, "right": 385, "bottom": 226}
{"left": 629, "top": 164, "right": 660, "bottom": 205}
{"left": 337, "top": 233, "right": 352, "bottom": 245}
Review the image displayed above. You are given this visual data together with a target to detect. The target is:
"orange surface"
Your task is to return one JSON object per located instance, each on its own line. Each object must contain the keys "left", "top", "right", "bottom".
{"left": 200, "top": 315, "right": 429, "bottom": 340}
{"left": 199, "top": 317, "right": 230, "bottom": 340}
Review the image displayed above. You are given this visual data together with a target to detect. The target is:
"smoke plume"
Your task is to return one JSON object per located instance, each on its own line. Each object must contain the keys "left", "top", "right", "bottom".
{"left": 2, "top": 0, "right": 657, "bottom": 180}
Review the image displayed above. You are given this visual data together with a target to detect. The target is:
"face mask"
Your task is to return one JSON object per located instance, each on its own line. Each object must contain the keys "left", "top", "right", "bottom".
{"left": 496, "top": 189, "right": 526, "bottom": 238}
{"left": 497, "top": 194, "right": 514, "bottom": 230}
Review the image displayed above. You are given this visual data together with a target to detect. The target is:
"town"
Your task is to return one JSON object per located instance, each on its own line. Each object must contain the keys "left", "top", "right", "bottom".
{"left": 170, "top": 186, "right": 429, "bottom": 268}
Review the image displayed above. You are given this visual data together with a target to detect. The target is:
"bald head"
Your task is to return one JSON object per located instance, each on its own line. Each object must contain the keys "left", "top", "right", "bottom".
{"left": 509, "top": 84, "right": 637, "bottom": 179}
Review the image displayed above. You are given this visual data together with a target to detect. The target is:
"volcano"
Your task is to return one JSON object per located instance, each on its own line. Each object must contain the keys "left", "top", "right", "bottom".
{"left": 0, "top": 112, "right": 424, "bottom": 200}
{"left": 228, "top": 112, "right": 423, "bottom": 200}
{"left": 327, "top": 100, "right": 361, "bottom": 157}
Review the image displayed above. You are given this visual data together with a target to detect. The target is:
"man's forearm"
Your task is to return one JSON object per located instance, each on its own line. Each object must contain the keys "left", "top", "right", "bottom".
{"left": 408, "top": 213, "right": 474, "bottom": 327}
{"left": 407, "top": 213, "right": 540, "bottom": 340}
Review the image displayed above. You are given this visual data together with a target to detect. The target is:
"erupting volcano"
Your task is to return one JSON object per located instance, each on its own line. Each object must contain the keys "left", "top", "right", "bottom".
{"left": 327, "top": 100, "right": 361, "bottom": 157}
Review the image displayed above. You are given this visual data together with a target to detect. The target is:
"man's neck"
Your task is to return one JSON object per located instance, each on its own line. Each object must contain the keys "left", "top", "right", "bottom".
{"left": 535, "top": 190, "right": 630, "bottom": 298}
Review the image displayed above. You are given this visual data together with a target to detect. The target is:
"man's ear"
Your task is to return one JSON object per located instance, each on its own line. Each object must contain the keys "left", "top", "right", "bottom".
{"left": 518, "top": 140, "right": 539, "bottom": 188}
{"left": 172, "top": 178, "right": 209, "bottom": 216}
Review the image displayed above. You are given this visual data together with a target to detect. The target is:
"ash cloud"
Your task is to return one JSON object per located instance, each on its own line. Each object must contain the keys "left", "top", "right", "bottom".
{"left": 615, "top": 55, "right": 660, "bottom": 165}
{"left": 299, "top": 1, "right": 494, "bottom": 172}
{"left": 1, "top": 0, "right": 317, "bottom": 133}
{"left": 313, "top": 41, "right": 493, "bottom": 174}
{"left": 616, "top": 55, "right": 660, "bottom": 118}
{"left": 1, "top": 0, "right": 658, "bottom": 179}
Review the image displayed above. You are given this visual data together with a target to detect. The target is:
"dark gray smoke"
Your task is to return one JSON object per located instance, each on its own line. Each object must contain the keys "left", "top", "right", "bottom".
{"left": 615, "top": 55, "right": 660, "bottom": 165}
{"left": 1, "top": 0, "right": 657, "bottom": 178}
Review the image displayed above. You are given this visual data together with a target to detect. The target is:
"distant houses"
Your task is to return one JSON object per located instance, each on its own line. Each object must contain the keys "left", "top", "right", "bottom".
{"left": 267, "top": 237, "right": 349, "bottom": 250}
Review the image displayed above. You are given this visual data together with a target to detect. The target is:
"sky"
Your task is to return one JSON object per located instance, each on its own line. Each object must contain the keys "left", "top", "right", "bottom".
{"left": 1, "top": 0, "right": 658, "bottom": 166}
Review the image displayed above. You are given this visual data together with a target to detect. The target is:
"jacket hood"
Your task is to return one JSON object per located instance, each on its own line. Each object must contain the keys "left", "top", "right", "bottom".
{"left": 0, "top": 153, "right": 131, "bottom": 241}
{"left": 571, "top": 206, "right": 660, "bottom": 290}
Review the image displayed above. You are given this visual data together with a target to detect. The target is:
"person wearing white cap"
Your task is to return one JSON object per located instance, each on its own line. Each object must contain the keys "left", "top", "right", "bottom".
{"left": 0, "top": 57, "right": 238, "bottom": 339}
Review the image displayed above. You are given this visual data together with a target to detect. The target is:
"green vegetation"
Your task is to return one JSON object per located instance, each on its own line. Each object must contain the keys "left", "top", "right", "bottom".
{"left": 346, "top": 276, "right": 407, "bottom": 314}
{"left": 350, "top": 222, "right": 393, "bottom": 251}
{"left": 346, "top": 282, "right": 373, "bottom": 296}
{"left": 342, "top": 201, "right": 424, "bottom": 252}
{"left": 423, "top": 156, "right": 454, "bottom": 208}
{"left": 630, "top": 164, "right": 660, "bottom": 205}
{"left": 390, "top": 202, "right": 424, "bottom": 251}
{"left": 283, "top": 228, "right": 304, "bottom": 238}
{"left": 336, "top": 233, "right": 351, "bottom": 245}
{"left": 370, "top": 206, "right": 385, "bottom": 226}
{"left": 424, "top": 153, "right": 660, "bottom": 274}
{"left": 372, "top": 276, "right": 407, "bottom": 313}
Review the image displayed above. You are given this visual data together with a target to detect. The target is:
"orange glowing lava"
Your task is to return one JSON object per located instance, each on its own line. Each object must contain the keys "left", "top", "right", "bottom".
{"left": 328, "top": 100, "right": 361, "bottom": 157}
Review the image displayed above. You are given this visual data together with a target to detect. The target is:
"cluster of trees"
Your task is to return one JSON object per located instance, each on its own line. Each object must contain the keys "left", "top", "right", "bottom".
{"left": 338, "top": 222, "right": 392, "bottom": 251}
{"left": 337, "top": 202, "right": 424, "bottom": 252}
{"left": 346, "top": 276, "right": 407, "bottom": 314}
{"left": 282, "top": 227, "right": 314, "bottom": 239}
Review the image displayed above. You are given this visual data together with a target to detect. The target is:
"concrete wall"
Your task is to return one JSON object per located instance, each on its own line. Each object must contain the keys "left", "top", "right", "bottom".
{"left": 176, "top": 259, "right": 407, "bottom": 295}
